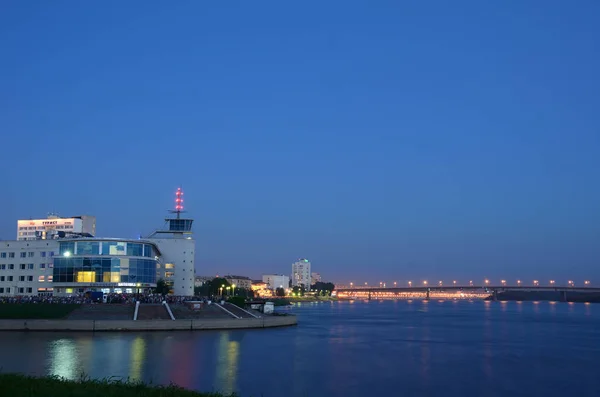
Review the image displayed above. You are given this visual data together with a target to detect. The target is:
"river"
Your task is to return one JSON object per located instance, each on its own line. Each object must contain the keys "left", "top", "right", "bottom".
{"left": 0, "top": 300, "right": 598, "bottom": 396}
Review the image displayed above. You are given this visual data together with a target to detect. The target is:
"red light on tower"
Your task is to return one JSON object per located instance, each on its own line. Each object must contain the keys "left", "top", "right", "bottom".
{"left": 175, "top": 187, "right": 184, "bottom": 212}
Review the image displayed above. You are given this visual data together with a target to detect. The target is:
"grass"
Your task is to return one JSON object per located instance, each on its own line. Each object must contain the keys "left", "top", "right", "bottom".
{"left": 0, "top": 373, "right": 236, "bottom": 397}
{"left": 0, "top": 304, "right": 80, "bottom": 319}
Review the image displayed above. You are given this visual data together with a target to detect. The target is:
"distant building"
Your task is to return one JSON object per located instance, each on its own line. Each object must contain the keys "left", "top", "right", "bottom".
{"left": 223, "top": 275, "right": 252, "bottom": 290}
{"left": 0, "top": 239, "right": 58, "bottom": 296}
{"left": 262, "top": 274, "right": 290, "bottom": 290}
{"left": 17, "top": 215, "right": 96, "bottom": 241}
{"left": 292, "top": 258, "right": 311, "bottom": 289}
{"left": 311, "top": 272, "right": 321, "bottom": 285}
{"left": 194, "top": 276, "right": 213, "bottom": 287}
{"left": 251, "top": 281, "right": 272, "bottom": 297}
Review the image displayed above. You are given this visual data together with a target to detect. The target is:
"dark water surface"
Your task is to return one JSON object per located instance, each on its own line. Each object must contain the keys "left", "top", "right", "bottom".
{"left": 1, "top": 300, "right": 599, "bottom": 396}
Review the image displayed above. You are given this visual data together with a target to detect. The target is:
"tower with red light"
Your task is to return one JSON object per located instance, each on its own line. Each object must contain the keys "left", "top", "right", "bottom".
{"left": 147, "top": 187, "right": 195, "bottom": 295}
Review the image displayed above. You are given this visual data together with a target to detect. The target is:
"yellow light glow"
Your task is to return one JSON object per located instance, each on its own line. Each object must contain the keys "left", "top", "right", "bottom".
{"left": 76, "top": 271, "right": 95, "bottom": 283}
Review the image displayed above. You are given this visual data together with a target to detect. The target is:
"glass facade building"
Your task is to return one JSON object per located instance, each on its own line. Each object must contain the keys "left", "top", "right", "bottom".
{"left": 53, "top": 239, "right": 160, "bottom": 293}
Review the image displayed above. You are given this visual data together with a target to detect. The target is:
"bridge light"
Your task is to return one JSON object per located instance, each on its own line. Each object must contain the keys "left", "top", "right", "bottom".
{"left": 438, "top": 281, "right": 443, "bottom": 286}
{"left": 350, "top": 282, "right": 353, "bottom": 288}
{"left": 394, "top": 281, "right": 397, "bottom": 287}
{"left": 408, "top": 281, "right": 412, "bottom": 287}
{"left": 501, "top": 280, "right": 506, "bottom": 286}
{"left": 453, "top": 280, "right": 457, "bottom": 285}
{"left": 568, "top": 280, "right": 574, "bottom": 287}
{"left": 423, "top": 280, "right": 428, "bottom": 286}
{"left": 533, "top": 280, "right": 539, "bottom": 286}
{"left": 584, "top": 280, "right": 590, "bottom": 286}
{"left": 484, "top": 279, "right": 490, "bottom": 285}
{"left": 517, "top": 280, "right": 521, "bottom": 285}
{"left": 549, "top": 280, "right": 555, "bottom": 285}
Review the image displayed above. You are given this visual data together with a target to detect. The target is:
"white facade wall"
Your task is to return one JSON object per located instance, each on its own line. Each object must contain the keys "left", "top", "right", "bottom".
{"left": 148, "top": 237, "right": 195, "bottom": 296}
{"left": 262, "top": 274, "right": 290, "bottom": 290}
{"left": 0, "top": 240, "right": 58, "bottom": 296}
{"left": 291, "top": 259, "right": 311, "bottom": 289}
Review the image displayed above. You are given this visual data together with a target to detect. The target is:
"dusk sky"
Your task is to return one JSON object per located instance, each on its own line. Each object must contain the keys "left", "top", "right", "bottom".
{"left": 1, "top": 1, "right": 598, "bottom": 285}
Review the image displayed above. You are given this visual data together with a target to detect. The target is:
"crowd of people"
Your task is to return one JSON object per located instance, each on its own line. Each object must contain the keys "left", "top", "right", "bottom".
{"left": 0, "top": 292, "right": 214, "bottom": 305}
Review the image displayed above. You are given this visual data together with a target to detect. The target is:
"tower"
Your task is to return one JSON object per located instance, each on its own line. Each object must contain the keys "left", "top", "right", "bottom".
{"left": 146, "top": 187, "right": 196, "bottom": 295}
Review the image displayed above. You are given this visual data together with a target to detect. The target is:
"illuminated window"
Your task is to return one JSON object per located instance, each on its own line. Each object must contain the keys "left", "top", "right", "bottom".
{"left": 38, "top": 276, "right": 45, "bottom": 282}
{"left": 48, "top": 276, "right": 53, "bottom": 282}
{"left": 65, "top": 288, "right": 73, "bottom": 293}
{"left": 103, "top": 272, "right": 120, "bottom": 283}
{"left": 165, "top": 272, "right": 174, "bottom": 278}
{"left": 165, "top": 263, "right": 175, "bottom": 269}
{"left": 76, "top": 271, "right": 96, "bottom": 283}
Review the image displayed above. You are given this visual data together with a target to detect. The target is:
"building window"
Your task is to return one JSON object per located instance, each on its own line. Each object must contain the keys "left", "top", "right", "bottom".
{"left": 8, "top": 276, "right": 13, "bottom": 282}
{"left": 76, "top": 271, "right": 95, "bottom": 283}
{"left": 0, "top": 253, "right": 5, "bottom": 258}
{"left": 48, "top": 276, "right": 53, "bottom": 282}
{"left": 41, "top": 252, "right": 46, "bottom": 257}
{"left": 18, "top": 288, "right": 24, "bottom": 294}
{"left": 76, "top": 241, "right": 100, "bottom": 255}
{"left": 0, "top": 265, "right": 5, "bottom": 270}
{"left": 39, "top": 276, "right": 45, "bottom": 282}
{"left": 27, "top": 276, "right": 33, "bottom": 281}
{"left": 19, "top": 276, "right": 25, "bottom": 281}
{"left": 59, "top": 242, "right": 75, "bottom": 256}
{"left": 0, "top": 288, "right": 3, "bottom": 293}
{"left": 48, "top": 263, "right": 54, "bottom": 268}
{"left": 6, "top": 288, "right": 10, "bottom": 293}
{"left": 165, "top": 263, "right": 175, "bottom": 269}
{"left": 165, "top": 272, "right": 174, "bottom": 278}
{"left": 20, "top": 252, "right": 26, "bottom": 258}
{"left": 8, "top": 264, "right": 14, "bottom": 270}
{"left": 26, "top": 287, "right": 32, "bottom": 293}
{"left": 8, "top": 253, "right": 14, "bottom": 258}
{"left": 28, "top": 252, "right": 34, "bottom": 257}
{"left": 28, "top": 264, "right": 34, "bottom": 270}
{"left": 0, "top": 276, "right": 4, "bottom": 281}
{"left": 49, "top": 252, "right": 54, "bottom": 257}
{"left": 39, "top": 264, "right": 46, "bottom": 269}
{"left": 20, "top": 264, "right": 26, "bottom": 270}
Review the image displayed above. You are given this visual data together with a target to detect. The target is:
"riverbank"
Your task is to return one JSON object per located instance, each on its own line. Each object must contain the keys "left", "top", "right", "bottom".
{"left": 0, "top": 373, "right": 232, "bottom": 397}
{"left": 486, "top": 290, "right": 600, "bottom": 303}
{"left": 0, "top": 315, "right": 297, "bottom": 331}
{"left": 287, "top": 296, "right": 337, "bottom": 303}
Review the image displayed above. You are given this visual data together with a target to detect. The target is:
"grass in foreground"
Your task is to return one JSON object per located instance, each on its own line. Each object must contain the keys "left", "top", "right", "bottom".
{"left": 0, "top": 304, "right": 80, "bottom": 319}
{"left": 0, "top": 373, "right": 235, "bottom": 397}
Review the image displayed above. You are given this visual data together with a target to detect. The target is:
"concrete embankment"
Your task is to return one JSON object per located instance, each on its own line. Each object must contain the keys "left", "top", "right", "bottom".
{"left": 0, "top": 315, "right": 297, "bottom": 332}
{"left": 487, "top": 291, "right": 600, "bottom": 303}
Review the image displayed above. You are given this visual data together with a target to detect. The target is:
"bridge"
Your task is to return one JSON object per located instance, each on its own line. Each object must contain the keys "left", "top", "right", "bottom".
{"left": 335, "top": 285, "right": 600, "bottom": 301}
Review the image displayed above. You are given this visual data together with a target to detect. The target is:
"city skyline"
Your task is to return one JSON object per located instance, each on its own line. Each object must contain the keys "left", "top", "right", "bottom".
{"left": 1, "top": 2, "right": 599, "bottom": 282}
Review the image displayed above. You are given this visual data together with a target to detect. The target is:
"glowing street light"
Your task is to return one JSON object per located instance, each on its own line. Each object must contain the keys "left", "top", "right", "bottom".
{"left": 549, "top": 280, "right": 555, "bottom": 285}
{"left": 568, "top": 280, "right": 574, "bottom": 287}
{"left": 453, "top": 280, "right": 457, "bottom": 285}
{"left": 533, "top": 280, "right": 539, "bottom": 286}
{"left": 232, "top": 284, "right": 236, "bottom": 296}
{"left": 394, "top": 281, "right": 397, "bottom": 287}
{"left": 350, "top": 282, "right": 353, "bottom": 288}
{"left": 408, "top": 281, "right": 412, "bottom": 287}
{"left": 501, "top": 280, "right": 506, "bottom": 286}
{"left": 423, "top": 280, "right": 428, "bottom": 286}
{"left": 469, "top": 280, "right": 473, "bottom": 286}
{"left": 584, "top": 280, "right": 590, "bottom": 286}
{"left": 517, "top": 280, "right": 521, "bottom": 285}
{"left": 484, "top": 279, "right": 490, "bottom": 285}
{"left": 438, "top": 281, "right": 443, "bottom": 286}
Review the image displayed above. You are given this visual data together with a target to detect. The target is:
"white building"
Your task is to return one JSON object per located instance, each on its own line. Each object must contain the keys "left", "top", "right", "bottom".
{"left": 291, "top": 258, "right": 311, "bottom": 289}
{"left": 311, "top": 272, "right": 321, "bottom": 285}
{"left": 0, "top": 239, "right": 58, "bottom": 296}
{"left": 17, "top": 215, "right": 96, "bottom": 241}
{"left": 146, "top": 188, "right": 195, "bottom": 296}
{"left": 224, "top": 275, "right": 253, "bottom": 290}
{"left": 262, "top": 274, "right": 290, "bottom": 290}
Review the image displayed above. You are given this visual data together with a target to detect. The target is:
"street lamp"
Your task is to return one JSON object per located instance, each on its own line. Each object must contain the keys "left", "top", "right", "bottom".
{"left": 350, "top": 282, "right": 353, "bottom": 288}
{"left": 394, "top": 281, "right": 397, "bottom": 287}
{"left": 469, "top": 280, "right": 473, "bottom": 286}
{"left": 533, "top": 280, "right": 539, "bottom": 286}
{"left": 584, "top": 280, "right": 590, "bottom": 286}
{"left": 423, "top": 280, "right": 428, "bottom": 286}
{"left": 549, "top": 280, "right": 555, "bottom": 285}
{"left": 484, "top": 279, "right": 490, "bottom": 285}
{"left": 517, "top": 280, "right": 521, "bottom": 286}
{"left": 232, "top": 284, "right": 236, "bottom": 296}
{"left": 453, "top": 280, "right": 457, "bottom": 285}
{"left": 408, "top": 281, "right": 412, "bottom": 287}
{"left": 568, "top": 280, "right": 574, "bottom": 287}
{"left": 438, "top": 281, "right": 443, "bottom": 286}
{"left": 501, "top": 280, "right": 506, "bottom": 286}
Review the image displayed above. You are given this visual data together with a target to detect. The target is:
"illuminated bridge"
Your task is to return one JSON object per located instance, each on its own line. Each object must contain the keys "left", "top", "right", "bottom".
{"left": 335, "top": 284, "right": 600, "bottom": 301}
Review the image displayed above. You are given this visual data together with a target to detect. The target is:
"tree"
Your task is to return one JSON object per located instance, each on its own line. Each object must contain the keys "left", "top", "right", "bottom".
{"left": 275, "top": 287, "right": 286, "bottom": 297}
{"left": 311, "top": 282, "right": 335, "bottom": 296}
{"left": 154, "top": 279, "right": 170, "bottom": 296}
{"left": 292, "top": 285, "right": 305, "bottom": 296}
{"left": 209, "top": 278, "right": 231, "bottom": 296}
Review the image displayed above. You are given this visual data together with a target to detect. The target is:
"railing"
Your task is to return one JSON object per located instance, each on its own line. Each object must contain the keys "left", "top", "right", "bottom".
{"left": 162, "top": 301, "right": 175, "bottom": 320}
{"left": 133, "top": 301, "right": 140, "bottom": 320}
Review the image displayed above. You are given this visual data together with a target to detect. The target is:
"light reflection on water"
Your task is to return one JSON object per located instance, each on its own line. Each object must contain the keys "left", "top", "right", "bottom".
{"left": 0, "top": 301, "right": 598, "bottom": 397}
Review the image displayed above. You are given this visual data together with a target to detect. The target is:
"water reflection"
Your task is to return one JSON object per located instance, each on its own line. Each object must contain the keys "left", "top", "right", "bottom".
{"left": 129, "top": 336, "right": 146, "bottom": 380}
{"left": 48, "top": 339, "right": 79, "bottom": 379}
{"left": 214, "top": 332, "right": 239, "bottom": 395}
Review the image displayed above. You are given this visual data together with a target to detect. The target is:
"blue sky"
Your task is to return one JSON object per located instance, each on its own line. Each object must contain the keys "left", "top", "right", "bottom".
{"left": 1, "top": 1, "right": 598, "bottom": 285}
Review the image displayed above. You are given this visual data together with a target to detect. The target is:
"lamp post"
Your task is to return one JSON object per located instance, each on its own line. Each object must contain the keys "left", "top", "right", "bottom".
{"left": 408, "top": 281, "right": 412, "bottom": 287}
{"left": 232, "top": 284, "right": 236, "bottom": 296}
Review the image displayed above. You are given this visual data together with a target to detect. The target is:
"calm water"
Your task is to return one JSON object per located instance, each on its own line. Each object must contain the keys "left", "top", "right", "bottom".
{"left": 1, "top": 300, "right": 599, "bottom": 396}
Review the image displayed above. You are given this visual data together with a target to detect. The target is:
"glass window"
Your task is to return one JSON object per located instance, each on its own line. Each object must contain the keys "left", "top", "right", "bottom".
{"left": 41, "top": 252, "right": 46, "bottom": 257}
{"left": 48, "top": 276, "right": 53, "bottom": 282}
{"left": 0, "top": 253, "right": 5, "bottom": 258}
{"left": 26, "top": 287, "right": 32, "bottom": 293}
{"left": 59, "top": 242, "right": 75, "bottom": 256}
{"left": 76, "top": 241, "right": 100, "bottom": 255}
{"left": 9, "top": 253, "right": 14, "bottom": 258}
{"left": 20, "top": 252, "right": 26, "bottom": 258}
{"left": 39, "top": 264, "right": 46, "bottom": 269}
{"left": 143, "top": 244, "right": 153, "bottom": 257}
{"left": 127, "top": 243, "right": 143, "bottom": 257}
{"left": 101, "top": 241, "right": 126, "bottom": 255}
{"left": 19, "top": 276, "right": 25, "bottom": 281}
{"left": 27, "top": 276, "right": 33, "bottom": 281}
{"left": 165, "top": 263, "right": 174, "bottom": 269}
{"left": 28, "top": 252, "right": 34, "bottom": 257}
{"left": 0, "top": 276, "right": 4, "bottom": 281}
{"left": 28, "top": 263, "right": 34, "bottom": 270}
{"left": 20, "top": 264, "right": 26, "bottom": 270}
{"left": 76, "top": 271, "right": 95, "bottom": 283}
{"left": 39, "top": 276, "right": 45, "bottom": 282}
{"left": 8, "top": 276, "right": 13, "bottom": 282}
{"left": 0, "top": 265, "right": 4, "bottom": 270}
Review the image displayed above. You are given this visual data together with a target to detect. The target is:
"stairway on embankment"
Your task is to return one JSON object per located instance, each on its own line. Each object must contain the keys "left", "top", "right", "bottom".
{"left": 136, "top": 304, "right": 171, "bottom": 320}
{"left": 223, "top": 302, "right": 260, "bottom": 318}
